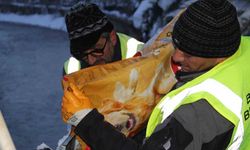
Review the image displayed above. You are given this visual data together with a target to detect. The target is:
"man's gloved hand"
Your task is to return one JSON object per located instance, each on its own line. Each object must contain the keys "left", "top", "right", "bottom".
{"left": 62, "top": 82, "right": 93, "bottom": 126}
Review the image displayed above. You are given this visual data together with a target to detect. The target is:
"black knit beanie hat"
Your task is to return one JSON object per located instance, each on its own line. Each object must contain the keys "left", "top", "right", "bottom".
{"left": 172, "top": 0, "right": 241, "bottom": 58}
{"left": 65, "top": 2, "right": 113, "bottom": 53}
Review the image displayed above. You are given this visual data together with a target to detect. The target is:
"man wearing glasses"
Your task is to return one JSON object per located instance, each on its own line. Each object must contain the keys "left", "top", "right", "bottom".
{"left": 63, "top": 2, "right": 144, "bottom": 75}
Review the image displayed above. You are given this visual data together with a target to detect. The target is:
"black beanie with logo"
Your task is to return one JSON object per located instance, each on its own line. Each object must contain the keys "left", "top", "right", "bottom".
{"left": 172, "top": 0, "right": 241, "bottom": 58}
{"left": 65, "top": 2, "right": 113, "bottom": 53}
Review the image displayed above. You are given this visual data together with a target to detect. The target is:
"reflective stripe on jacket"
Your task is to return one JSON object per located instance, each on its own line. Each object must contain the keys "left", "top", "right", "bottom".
{"left": 146, "top": 36, "right": 250, "bottom": 150}
{"left": 64, "top": 33, "right": 143, "bottom": 75}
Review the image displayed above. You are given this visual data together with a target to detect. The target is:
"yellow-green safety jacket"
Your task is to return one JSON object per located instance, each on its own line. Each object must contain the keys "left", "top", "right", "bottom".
{"left": 64, "top": 33, "right": 144, "bottom": 74}
{"left": 147, "top": 36, "right": 250, "bottom": 149}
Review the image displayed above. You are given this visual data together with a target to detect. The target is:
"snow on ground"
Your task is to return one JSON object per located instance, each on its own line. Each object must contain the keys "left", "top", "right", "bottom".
{"left": 0, "top": 13, "right": 67, "bottom": 32}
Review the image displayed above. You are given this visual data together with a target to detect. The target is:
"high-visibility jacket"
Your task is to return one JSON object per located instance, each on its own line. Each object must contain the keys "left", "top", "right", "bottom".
{"left": 64, "top": 33, "right": 144, "bottom": 75}
{"left": 147, "top": 36, "right": 250, "bottom": 149}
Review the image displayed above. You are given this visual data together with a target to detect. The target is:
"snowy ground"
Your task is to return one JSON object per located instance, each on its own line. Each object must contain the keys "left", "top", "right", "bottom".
{"left": 0, "top": 21, "right": 69, "bottom": 149}
{"left": 0, "top": 13, "right": 67, "bottom": 32}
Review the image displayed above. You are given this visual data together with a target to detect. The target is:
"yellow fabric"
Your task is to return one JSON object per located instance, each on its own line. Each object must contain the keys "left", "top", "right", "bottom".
{"left": 62, "top": 82, "right": 93, "bottom": 123}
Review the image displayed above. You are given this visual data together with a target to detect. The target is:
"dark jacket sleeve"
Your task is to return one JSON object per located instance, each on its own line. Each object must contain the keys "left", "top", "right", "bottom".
{"left": 75, "top": 109, "right": 140, "bottom": 150}
{"left": 75, "top": 100, "right": 234, "bottom": 150}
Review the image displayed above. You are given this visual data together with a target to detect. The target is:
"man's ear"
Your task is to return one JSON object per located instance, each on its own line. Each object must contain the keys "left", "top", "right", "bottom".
{"left": 109, "top": 30, "right": 117, "bottom": 46}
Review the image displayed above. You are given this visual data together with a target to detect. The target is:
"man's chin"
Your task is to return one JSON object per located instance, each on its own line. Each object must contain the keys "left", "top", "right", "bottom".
{"left": 93, "top": 60, "right": 106, "bottom": 66}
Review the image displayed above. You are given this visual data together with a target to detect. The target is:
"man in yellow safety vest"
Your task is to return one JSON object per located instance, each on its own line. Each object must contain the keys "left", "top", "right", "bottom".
{"left": 63, "top": 2, "right": 143, "bottom": 75}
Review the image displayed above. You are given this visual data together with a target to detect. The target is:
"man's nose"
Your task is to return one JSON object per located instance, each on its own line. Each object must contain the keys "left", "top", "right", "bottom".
{"left": 87, "top": 54, "right": 102, "bottom": 65}
{"left": 172, "top": 49, "right": 184, "bottom": 64}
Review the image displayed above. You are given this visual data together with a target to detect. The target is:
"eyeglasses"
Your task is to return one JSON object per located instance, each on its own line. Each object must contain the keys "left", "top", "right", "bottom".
{"left": 72, "top": 37, "right": 108, "bottom": 62}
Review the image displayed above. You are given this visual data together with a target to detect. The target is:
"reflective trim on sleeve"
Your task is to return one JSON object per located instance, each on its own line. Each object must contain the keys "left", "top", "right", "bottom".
{"left": 126, "top": 38, "right": 144, "bottom": 58}
{"left": 158, "top": 78, "right": 243, "bottom": 149}
{"left": 67, "top": 57, "right": 81, "bottom": 74}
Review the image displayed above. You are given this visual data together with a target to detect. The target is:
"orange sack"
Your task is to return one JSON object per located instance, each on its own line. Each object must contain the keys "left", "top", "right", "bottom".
{"left": 61, "top": 9, "right": 185, "bottom": 150}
